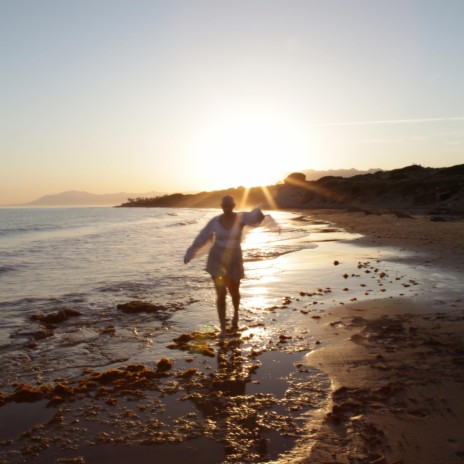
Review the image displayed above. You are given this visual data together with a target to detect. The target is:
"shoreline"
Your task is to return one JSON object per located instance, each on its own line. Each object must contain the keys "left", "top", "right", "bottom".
{"left": 306, "top": 208, "right": 464, "bottom": 269}
{"left": 1, "top": 208, "right": 463, "bottom": 463}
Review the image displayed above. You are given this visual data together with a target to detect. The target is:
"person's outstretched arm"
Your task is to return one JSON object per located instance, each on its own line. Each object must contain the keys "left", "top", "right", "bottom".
{"left": 240, "top": 207, "right": 265, "bottom": 227}
{"left": 183, "top": 219, "right": 215, "bottom": 264}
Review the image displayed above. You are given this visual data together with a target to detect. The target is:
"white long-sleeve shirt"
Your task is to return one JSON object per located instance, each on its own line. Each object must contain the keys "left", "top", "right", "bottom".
{"left": 184, "top": 208, "right": 264, "bottom": 264}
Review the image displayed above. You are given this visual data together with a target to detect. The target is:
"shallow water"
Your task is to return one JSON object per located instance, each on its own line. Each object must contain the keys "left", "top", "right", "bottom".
{"left": 0, "top": 206, "right": 338, "bottom": 389}
{"left": 0, "top": 206, "right": 461, "bottom": 463}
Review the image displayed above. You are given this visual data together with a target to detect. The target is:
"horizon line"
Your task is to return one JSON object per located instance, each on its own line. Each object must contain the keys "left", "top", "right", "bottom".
{"left": 308, "top": 116, "right": 464, "bottom": 128}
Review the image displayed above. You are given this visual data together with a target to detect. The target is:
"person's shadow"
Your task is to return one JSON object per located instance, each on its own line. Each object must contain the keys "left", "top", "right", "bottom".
{"left": 211, "top": 337, "right": 247, "bottom": 395}
{"left": 189, "top": 335, "right": 270, "bottom": 460}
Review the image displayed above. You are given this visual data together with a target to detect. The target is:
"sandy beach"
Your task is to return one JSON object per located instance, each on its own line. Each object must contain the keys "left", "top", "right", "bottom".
{"left": 1, "top": 208, "right": 463, "bottom": 464}
{"left": 309, "top": 208, "right": 464, "bottom": 268}
{"left": 297, "top": 209, "right": 464, "bottom": 464}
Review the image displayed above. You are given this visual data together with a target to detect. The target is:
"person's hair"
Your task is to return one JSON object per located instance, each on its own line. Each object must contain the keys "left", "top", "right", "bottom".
{"left": 221, "top": 195, "right": 235, "bottom": 207}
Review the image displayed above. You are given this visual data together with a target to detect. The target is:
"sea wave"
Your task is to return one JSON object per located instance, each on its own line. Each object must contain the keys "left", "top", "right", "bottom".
{"left": 166, "top": 218, "right": 200, "bottom": 227}
{"left": 0, "top": 264, "right": 17, "bottom": 274}
{"left": 291, "top": 215, "right": 314, "bottom": 222}
{"left": 0, "top": 224, "right": 63, "bottom": 237}
{"left": 244, "top": 246, "right": 303, "bottom": 261}
{"left": 96, "top": 281, "right": 156, "bottom": 294}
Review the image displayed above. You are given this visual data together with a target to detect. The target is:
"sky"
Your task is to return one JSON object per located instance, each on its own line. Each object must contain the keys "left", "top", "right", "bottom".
{"left": 1, "top": 0, "right": 464, "bottom": 204}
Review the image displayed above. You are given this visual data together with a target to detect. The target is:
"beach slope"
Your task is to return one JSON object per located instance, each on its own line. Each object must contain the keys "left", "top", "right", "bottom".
{"left": 297, "top": 210, "right": 464, "bottom": 464}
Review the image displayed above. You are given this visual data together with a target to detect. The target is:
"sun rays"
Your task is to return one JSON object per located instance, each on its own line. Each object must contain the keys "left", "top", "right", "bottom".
{"left": 237, "top": 185, "right": 278, "bottom": 211}
{"left": 188, "top": 109, "right": 311, "bottom": 191}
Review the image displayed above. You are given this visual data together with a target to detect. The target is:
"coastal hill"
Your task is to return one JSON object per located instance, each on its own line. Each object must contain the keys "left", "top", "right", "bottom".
{"left": 301, "top": 168, "right": 380, "bottom": 181}
{"left": 119, "top": 164, "right": 464, "bottom": 216}
{"left": 2, "top": 169, "right": 374, "bottom": 207}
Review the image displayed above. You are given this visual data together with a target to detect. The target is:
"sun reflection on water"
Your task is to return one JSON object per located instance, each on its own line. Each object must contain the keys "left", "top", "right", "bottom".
{"left": 243, "top": 226, "right": 277, "bottom": 248}
{"left": 244, "top": 287, "right": 270, "bottom": 311}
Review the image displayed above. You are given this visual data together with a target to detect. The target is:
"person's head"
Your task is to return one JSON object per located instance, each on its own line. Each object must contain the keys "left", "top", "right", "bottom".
{"left": 221, "top": 195, "right": 236, "bottom": 214}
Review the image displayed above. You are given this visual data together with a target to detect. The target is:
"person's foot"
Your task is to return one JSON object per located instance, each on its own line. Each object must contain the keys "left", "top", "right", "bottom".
{"left": 231, "top": 316, "right": 239, "bottom": 330}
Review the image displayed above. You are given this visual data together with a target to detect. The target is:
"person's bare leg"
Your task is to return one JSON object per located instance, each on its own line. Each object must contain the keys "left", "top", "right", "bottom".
{"left": 226, "top": 277, "right": 241, "bottom": 329}
{"left": 213, "top": 276, "right": 227, "bottom": 335}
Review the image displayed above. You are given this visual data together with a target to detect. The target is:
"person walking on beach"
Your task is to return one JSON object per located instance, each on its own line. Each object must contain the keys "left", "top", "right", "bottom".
{"left": 184, "top": 195, "right": 265, "bottom": 337}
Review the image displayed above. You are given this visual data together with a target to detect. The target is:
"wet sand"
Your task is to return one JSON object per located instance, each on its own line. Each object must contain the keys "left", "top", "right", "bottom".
{"left": 308, "top": 208, "right": 464, "bottom": 269}
{"left": 296, "top": 209, "right": 464, "bottom": 464}
{"left": 1, "top": 209, "right": 463, "bottom": 463}
{"left": 300, "top": 298, "right": 464, "bottom": 464}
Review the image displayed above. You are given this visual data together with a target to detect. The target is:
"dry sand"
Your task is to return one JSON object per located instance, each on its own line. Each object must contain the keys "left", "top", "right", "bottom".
{"left": 294, "top": 209, "right": 464, "bottom": 464}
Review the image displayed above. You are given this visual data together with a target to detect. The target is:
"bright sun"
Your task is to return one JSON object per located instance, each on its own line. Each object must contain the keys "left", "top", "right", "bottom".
{"left": 189, "top": 112, "right": 310, "bottom": 189}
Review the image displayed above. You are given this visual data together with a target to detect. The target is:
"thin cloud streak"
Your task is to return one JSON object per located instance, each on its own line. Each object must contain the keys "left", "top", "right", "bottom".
{"left": 308, "top": 117, "right": 464, "bottom": 128}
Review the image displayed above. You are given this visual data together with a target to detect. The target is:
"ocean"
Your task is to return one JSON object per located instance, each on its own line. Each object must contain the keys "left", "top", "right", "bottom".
{"left": 0, "top": 207, "right": 325, "bottom": 387}
{"left": 0, "top": 206, "right": 456, "bottom": 463}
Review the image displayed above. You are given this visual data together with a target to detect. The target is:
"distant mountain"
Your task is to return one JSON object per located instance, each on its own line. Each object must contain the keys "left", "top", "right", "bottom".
{"left": 8, "top": 190, "right": 165, "bottom": 207}
{"left": 300, "top": 168, "right": 381, "bottom": 181}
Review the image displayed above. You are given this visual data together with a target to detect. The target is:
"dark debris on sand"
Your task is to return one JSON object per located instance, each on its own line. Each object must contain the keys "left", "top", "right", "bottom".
{"left": 0, "top": 321, "right": 331, "bottom": 464}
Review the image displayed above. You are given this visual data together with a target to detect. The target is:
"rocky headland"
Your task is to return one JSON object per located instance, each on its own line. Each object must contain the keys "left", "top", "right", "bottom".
{"left": 119, "top": 164, "right": 464, "bottom": 218}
